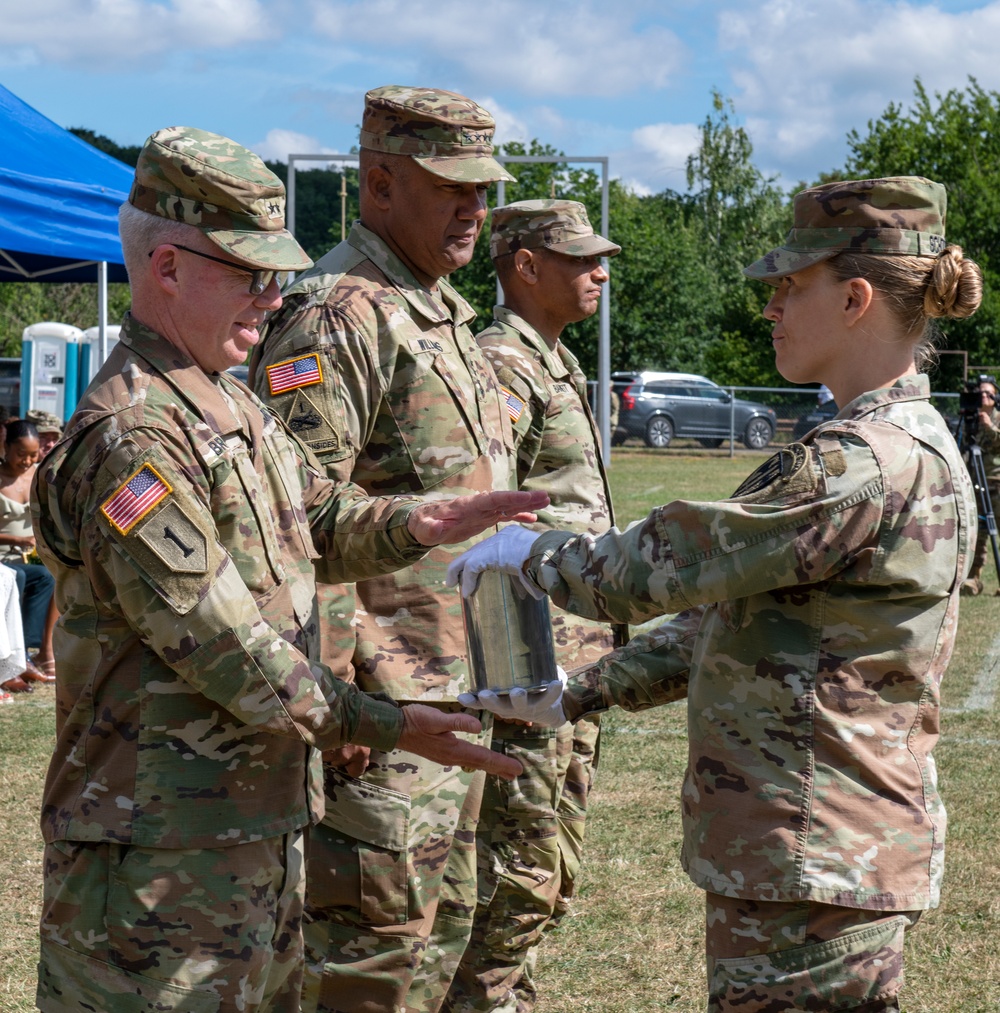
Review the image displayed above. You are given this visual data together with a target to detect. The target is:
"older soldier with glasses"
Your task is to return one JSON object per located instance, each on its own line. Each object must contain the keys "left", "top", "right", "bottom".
{"left": 32, "top": 126, "right": 538, "bottom": 1013}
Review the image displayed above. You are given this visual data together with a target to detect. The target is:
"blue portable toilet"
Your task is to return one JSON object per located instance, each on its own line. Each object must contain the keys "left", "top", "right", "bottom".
{"left": 80, "top": 324, "right": 122, "bottom": 394}
{"left": 20, "top": 322, "right": 84, "bottom": 422}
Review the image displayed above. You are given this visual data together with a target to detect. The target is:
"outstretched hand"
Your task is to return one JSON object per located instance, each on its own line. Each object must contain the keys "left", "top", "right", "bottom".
{"left": 407, "top": 490, "right": 549, "bottom": 546}
{"left": 397, "top": 704, "right": 523, "bottom": 780}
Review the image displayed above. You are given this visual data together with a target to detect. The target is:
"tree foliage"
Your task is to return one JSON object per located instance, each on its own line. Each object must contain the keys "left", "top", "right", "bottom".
{"left": 842, "top": 77, "right": 1000, "bottom": 388}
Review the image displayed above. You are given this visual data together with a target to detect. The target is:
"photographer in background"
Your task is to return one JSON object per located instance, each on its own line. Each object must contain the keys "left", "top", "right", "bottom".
{"left": 961, "top": 374, "right": 1000, "bottom": 595}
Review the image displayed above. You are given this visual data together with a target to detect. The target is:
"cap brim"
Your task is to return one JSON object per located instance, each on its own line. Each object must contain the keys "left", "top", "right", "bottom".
{"left": 415, "top": 153, "right": 516, "bottom": 183}
{"left": 548, "top": 235, "right": 621, "bottom": 258}
{"left": 206, "top": 228, "right": 314, "bottom": 272}
{"left": 742, "top": 246, "right": 838, "bottom": 283}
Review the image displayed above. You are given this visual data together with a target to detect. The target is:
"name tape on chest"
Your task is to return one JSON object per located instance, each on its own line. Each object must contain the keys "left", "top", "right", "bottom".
{"left": 102, "top": 463, "right": 172, "bottom": 535}
{"left": 266, "top": 353, "right": 323, "bottom": 396}
{"left": 408, "top": 337, "right": 444, "bottom": 355}
{"left": 500, "top": 386, "right": 525, "bottom": 423}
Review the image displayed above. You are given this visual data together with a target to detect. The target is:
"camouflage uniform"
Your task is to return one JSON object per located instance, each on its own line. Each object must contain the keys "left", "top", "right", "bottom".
{"left": 249, "top": 87, "right": 516, "bottom": 1013}
{"left": 515, "top": 180, "right": 977, "bottom": 1010}
{"left": 528, "top": 377, "right": 973, "bottom": 1009}
{"left": 34, "top": 315, "right": 427, "bottom": 1013}
{"left": 446, "top": 200, "right": 620, "bottom": 1013}
{"left": 33, "top": 128, "right": 429, "bottom": 1013}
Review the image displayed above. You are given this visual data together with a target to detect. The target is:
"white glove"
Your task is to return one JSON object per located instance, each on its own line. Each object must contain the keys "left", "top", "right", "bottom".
{"left": 457, "top": 669, "right": 567, "bottom": 727}
{"left": 445, "top": 524, "right": 543, "bottom": 598}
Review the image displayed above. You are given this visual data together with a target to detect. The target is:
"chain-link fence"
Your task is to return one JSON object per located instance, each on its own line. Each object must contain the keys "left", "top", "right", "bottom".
{"left": 589, "top": 381, "right": 961, "bottom": 456}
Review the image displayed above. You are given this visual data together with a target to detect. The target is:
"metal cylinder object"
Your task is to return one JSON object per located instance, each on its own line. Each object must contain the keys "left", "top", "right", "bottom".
{"left": 462, "top": 569, "right": 557, "bottom": 694}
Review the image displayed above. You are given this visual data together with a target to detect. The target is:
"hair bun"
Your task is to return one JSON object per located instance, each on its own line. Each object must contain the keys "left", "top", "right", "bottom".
{"left": 925, "top": 245, "right": 982, "bottom": 319}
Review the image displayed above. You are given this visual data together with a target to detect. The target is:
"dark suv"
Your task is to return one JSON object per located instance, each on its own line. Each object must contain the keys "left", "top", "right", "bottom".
{"left": 613, "top": 371, "right": 776, "bottom": 450}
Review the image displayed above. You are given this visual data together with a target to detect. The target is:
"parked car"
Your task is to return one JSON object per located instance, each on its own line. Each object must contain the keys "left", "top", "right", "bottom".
{"left": 612, "top": 371, "right": 776, "bottom": 450}
{"left": 792, "top": 398, "right": 838, "bottom": 439}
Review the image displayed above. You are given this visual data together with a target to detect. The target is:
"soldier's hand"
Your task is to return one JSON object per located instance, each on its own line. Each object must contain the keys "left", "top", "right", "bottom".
{"left": 396, "top": 704, "right": 523, "bottom": 780}
{"left": 445, "top": 524, "right": 543, "bottom": 597}
{"left": 322, "top": 744, "right": 371, "bottom": 777}
{"left": 458, "top": 672, "right": 568, "bottom": 728}
{"left": 407, "top": 490, "right": 548, "bottom": 546}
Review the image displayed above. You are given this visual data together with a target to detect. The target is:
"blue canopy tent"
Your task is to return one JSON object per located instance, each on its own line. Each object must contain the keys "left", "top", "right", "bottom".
{"left": 0, "top": 83, "right": 133, "bottom": 400}
{"left": 0, "top": 82, "right": 132, "bottom": 284}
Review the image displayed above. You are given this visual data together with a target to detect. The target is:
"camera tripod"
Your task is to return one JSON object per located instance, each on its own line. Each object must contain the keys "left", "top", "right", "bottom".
{"left": 957, "top": 430, "right": 1000, "bottom": 585}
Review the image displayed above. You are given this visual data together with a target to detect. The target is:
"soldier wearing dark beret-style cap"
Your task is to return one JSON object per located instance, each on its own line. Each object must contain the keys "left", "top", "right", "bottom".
{"left": 32, "top": 125, "right": 536, "bottom": 1013}
{"left": 249, "top": 86, "right": 522, "bottom": 1013}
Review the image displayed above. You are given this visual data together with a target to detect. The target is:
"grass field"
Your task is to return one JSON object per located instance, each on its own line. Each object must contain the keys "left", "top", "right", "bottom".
{"left": 2, "top": 448, "right": 998, "bottom": 1011}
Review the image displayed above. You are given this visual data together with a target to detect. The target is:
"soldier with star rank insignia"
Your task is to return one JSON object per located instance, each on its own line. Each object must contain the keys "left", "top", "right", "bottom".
{"left": 450, "top": 177, "right": 983, "bottom": 1012}
{"left": 445, "top": 199, "right": 625, "bottom": 1013}
{"left": 248, "top": 86, "right": 520, "bottom": 1013}
{"left": 31, "top": 125, "right": 539, "bottom": 1013}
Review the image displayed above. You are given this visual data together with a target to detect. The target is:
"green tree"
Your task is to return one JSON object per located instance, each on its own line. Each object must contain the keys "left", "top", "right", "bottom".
{"left": 842, "top": 77, "right": 1000, "bottom": 389}
{"left": 451, "top": 139, "right": 608, "bottom": 375}
{"left": 265, "top": 159, "right": 360, "bottom": 262}
{"left": 685, "top": 92, "right": 790, "bottom": 386}
{"left": 67, "top": 128, "right": 141, "bottom": 166}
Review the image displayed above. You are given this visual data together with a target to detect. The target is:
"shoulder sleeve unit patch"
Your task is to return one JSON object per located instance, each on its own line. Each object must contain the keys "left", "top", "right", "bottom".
{"left": 729, "top": 443, "right": 813, "bottom": 500}
{"left": 101, "top": 463, "right": 172, "bottom": 535}
{"left": 266, "top": 353, "right": 323, "bottom": 396}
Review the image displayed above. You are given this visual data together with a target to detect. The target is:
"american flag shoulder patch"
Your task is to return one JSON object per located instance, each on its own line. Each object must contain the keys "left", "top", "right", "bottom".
{"left": 500, "top": 386, "right": 525, "bottom": 423}
{"left": 102, "top": 464, "right": 172, "bottom": 535}
{"left": 266, "top": 354, "right": 323, "bottom": 396}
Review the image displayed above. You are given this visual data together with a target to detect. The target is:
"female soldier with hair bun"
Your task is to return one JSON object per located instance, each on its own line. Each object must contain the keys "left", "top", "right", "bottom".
{"left": 451, "top": 177, "right": 982, "bottom": 1012}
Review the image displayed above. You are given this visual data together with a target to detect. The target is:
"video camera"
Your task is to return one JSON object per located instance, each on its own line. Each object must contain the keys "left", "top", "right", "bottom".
{"left": 958, "top": 374, "right": 997, "bottom": 444}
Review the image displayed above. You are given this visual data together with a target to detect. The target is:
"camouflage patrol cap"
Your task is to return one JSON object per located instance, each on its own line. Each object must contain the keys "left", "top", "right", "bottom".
{"left": 744, "top": 176, "right": 947, "bottom": 282}
{"left": 490, "top": 199, "right": 620, "bottom": 259}
{"left": 360, "top": 86, "right": 515, "bottom": 184}
{"left": 129, "top": 126, "right": 313, "bottom": 272}
{"left": 24, "top": 409, "right": 62, "bottom": 435}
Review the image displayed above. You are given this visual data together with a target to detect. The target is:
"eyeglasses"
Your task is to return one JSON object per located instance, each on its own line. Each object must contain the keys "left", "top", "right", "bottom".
{"left": 148, "top": 244, "right": 286, "bottom": 295}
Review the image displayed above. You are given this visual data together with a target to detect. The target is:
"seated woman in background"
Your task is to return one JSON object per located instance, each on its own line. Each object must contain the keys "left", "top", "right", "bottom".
{"left": 0, "top": 563, "right": 35, "bottom": 699}
{"left": 0, "top": 419, "right": 56, "bottom": 682}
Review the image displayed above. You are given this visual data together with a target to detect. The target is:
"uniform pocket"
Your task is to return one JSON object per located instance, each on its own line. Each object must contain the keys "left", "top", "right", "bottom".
{"left": 317, "top": 768, "right": 411, "bottom": 925}
{"left": 387, "top": 351, "right": 486, "bottom": 490}
{"left": 710, "top": 915, "right": 909, "bottom": 1011}
{"left": 38, "top": 940, "right": 220, "bottom": 1013}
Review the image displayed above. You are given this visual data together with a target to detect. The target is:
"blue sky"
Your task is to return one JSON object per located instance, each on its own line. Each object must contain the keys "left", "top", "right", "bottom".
{"left": 2, "top": 0, "right": 999, "bottom": 195}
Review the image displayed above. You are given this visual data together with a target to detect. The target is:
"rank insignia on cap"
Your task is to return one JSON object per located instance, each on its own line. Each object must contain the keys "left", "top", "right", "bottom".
{"left": 266, "top": 354, "right": 323, "bottom": 396}
{"left": 501, "top": 387, "right": 524, "bottom": 422}
{"left": 102, "top": 464, "right": 172, "bottom": 535}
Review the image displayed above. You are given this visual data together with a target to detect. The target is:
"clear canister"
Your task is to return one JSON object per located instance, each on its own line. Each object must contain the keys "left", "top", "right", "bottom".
{"left": 462, "top": 569, "right": 557, "bottom": 694}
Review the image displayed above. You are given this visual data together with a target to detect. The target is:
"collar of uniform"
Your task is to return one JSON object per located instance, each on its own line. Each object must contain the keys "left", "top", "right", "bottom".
{"left": 492, "top": 305, "right": 573, "bottom": 380}
{"left": 837, "top": 374, "right": 931, "bottom": 423}
{"left": 119, "top": 312, "right": 246, "bottom": 438}
{"left": 347, "top": 221, "right": 477, "bottom": 329}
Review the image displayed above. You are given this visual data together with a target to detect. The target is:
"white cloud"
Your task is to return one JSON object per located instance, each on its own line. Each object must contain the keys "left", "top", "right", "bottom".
{"left": 476, "top": 95, "right": 529, "bottom": 147}
{"left": 720, "top": 0, "right": 1000, "bottom": 183}
{"left": 628, "top": 121, "right": 702, "bottom": 188}
{"left": 0, "top": 0, "right": 275, "bottom": 66}
{"left": 310, "top": 0, "right": 686, "bottom": 96}
{"left": 251, "top": 129, "right": 344, "bottom": 164}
